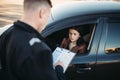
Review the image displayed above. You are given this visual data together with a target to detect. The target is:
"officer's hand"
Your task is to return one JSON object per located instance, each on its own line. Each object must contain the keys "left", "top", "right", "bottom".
{"left": 54, "top": 60, "right": 64, "bottom": 68}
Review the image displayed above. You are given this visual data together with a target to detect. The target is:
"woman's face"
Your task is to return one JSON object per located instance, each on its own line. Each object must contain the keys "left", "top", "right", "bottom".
{"left": 69, "top": 29, "right": 80, "bottom": 43}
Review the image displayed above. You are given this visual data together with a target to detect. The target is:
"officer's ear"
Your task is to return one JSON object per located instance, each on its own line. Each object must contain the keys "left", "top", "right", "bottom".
{"left": 39, "top": 8, "right": 45, "bottom": 19}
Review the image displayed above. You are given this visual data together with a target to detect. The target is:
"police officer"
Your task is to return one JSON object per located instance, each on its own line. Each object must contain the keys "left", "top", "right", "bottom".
{"left": 0, "top": 0, "right": 65, "bottom": 80}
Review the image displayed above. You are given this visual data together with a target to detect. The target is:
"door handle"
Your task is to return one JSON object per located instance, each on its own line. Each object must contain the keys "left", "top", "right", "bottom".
{"left": 79, "top": 67, "right": 91, "bottom": 71}
{"left": 76, "top": 67, "right": 91, "bottom": 73}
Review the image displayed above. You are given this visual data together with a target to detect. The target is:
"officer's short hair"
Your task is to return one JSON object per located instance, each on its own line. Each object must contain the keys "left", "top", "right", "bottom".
{"left": 24, "top": 0, "right": 52, "bottom": 11}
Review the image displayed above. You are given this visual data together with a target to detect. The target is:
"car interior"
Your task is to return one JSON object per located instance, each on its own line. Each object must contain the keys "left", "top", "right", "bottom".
{"left": 45, "top": 23, "right": 95, "bottom": 53}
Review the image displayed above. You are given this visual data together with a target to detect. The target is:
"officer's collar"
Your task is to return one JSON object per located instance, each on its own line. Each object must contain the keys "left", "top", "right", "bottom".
{"left": 14, "top": 20, "right": 39, "bottom": 33}
{"left": 14, "top": 20, "right": 45, "bottom": 40}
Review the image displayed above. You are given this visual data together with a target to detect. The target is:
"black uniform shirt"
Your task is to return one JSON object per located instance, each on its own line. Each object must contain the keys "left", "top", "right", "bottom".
{"left": 0, "top": 20, "right": 64, "bottom": 80}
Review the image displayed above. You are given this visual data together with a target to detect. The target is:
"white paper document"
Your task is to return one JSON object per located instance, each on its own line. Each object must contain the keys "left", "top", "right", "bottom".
{"left": 52, "top": 47, "right": 76, "bottom": 73}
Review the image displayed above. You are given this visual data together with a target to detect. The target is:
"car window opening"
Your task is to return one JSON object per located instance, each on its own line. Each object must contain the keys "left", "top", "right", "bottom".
{"left": 45, "top": 23, "right": 96, "bottom": 56}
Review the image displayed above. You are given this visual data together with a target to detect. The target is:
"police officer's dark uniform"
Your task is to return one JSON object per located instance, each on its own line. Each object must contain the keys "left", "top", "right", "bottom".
{"left": 0, "top": 20, "right": 65, "bottom": 80}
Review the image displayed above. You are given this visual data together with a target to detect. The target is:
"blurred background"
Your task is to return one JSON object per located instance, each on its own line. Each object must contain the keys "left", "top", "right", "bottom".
{"left": 0, "top": 0, "right": 120, "bottom": 27}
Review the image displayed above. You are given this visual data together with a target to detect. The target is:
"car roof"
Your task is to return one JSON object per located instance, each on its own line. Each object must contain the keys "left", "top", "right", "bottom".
{"left": 48, "top": 1, "right": 120, "bottom": 24}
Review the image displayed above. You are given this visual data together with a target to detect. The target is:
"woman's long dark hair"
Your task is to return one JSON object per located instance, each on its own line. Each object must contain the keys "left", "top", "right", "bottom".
{"left": 77, "top": 37, "right": 85, "bottom": 45}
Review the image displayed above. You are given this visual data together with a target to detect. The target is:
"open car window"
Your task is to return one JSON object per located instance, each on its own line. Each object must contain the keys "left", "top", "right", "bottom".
{"left": 45, "top": 23, "right": 96, "bottom": 56}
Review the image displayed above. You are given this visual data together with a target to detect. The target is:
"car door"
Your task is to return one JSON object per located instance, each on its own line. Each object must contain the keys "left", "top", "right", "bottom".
{"left": 96, "top": 17, "right": 120, "bottom": 80}
{"left": 70, "top": 17, "right": 104, "bottom": 80}
{"left": 42, "top": 16, "right": 103, "bottom": 80}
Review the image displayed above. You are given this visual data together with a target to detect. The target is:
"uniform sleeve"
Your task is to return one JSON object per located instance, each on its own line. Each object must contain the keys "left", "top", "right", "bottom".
{"left": 55, "top": 65, "right": 66, "bottom": 80}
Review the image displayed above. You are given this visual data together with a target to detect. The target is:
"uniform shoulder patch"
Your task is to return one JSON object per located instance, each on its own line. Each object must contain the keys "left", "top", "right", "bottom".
{"left": 29, "top": 38, "right": 41, "bottom": 46}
